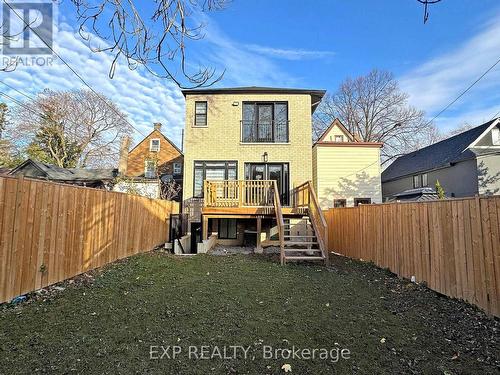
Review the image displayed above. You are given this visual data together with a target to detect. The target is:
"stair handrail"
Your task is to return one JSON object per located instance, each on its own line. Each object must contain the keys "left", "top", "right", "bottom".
{"left": 272, "top": 180, "right": 285, "bottom": 265}
{"left": 304, "top": 181, "right": 329, "bottom": 266}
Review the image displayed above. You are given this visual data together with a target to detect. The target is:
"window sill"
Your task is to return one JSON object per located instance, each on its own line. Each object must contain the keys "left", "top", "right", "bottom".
{"left": 191, "top": 125, "right": 208, "bottom": 128}
{"left": 239, "top": 142, "right": 291, "bottom": 145}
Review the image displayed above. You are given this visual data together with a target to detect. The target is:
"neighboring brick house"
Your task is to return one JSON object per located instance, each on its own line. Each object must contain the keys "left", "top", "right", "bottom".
{"left": 115, "top": 123, "right": 183, "bottom": 199}
{"left": 313, "top": 119, "right": 383, "bottom": 208}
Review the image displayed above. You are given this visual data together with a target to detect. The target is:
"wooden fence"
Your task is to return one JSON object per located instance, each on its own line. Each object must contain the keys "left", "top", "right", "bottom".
{"left": 325, "top": 196, "right": 500, "bottom": 317}
{"left": 0, "top": 176, "right": 179, "bottom": 303}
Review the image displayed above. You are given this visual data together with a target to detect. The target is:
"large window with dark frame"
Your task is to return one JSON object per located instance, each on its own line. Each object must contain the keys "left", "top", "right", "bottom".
{"left": 194, "top": 101, "right": 207, "bottom": 126}
{"left": 193, "top": 161, "right": 237, "bottom": 197}
{"left": 241, "top": 102, "right": 288, "bottom": 143}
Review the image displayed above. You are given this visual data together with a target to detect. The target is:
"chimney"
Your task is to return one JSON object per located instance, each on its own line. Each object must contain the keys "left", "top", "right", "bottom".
{"left": 153, "top": 122, "right": 162, "bottom": 131}
{"left": 118, "top": 136, "right": 131, "bottom": 176}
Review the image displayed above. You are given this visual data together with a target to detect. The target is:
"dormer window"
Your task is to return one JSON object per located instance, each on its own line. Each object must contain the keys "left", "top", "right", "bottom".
{"left": 150, "top": 139, "right": 160, "bottom": 152}
{"left": 493, "top": 127, "right": 500, "bottom": 145}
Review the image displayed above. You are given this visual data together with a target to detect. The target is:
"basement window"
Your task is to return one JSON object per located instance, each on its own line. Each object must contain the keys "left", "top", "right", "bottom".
{"left": 218, "top": 219, "right": 237, "bottom": 239}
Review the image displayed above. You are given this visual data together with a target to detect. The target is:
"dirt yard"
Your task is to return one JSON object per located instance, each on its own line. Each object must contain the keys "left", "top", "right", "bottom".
{"left": 0, "top": 252, "right": 498, "bottom": 374}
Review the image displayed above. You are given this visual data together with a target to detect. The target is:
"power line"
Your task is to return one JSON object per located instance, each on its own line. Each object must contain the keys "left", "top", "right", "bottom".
{"left": 2, "top": 0, "right": 148, "bottom": 139}
{"left": 426, "top": 55, "right": 500, "bottom": 126}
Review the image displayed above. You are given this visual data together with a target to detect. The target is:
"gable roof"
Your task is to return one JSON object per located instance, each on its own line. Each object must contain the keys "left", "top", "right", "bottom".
{"left": 9, "top": 159, "right": 117, "bottom": 181}
{"left": 316, "top": 118, "right": 355, "bottom": 143}
{"left": 382, "top": 118, "right": 498, "bottom": 182}
{"left": 314, "top": 118, "right": 383, "bottom": 148}
{"left": 128, "top": 129, "right": 183, "bottom": 155}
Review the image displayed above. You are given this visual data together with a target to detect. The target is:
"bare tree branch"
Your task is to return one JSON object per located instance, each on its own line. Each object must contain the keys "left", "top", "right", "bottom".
{"left": 314, "top": 69, "right": 440, "bottom": 164}
{"left": 69, "top": 0, "right": 229, "bottom": 88}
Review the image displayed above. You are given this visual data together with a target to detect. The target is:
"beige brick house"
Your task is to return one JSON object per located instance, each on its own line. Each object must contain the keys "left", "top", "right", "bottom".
{"left": 181, "top": 87, "right": 329, "bottom": 264}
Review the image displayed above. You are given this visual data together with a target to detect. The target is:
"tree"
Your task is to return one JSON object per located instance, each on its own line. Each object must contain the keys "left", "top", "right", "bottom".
{"left": 25, "top": 114, "right": 82, "bottom": 167}
{"left": 435, "top": 180, "right": 445, "bottom": 199}
{"left": 68, "top": 0, "right": 229, "bottom": 88}
{"left": 12, "top": 89, "right": 132, "bottom": 167}
{"left": 0, "top": 102, "right": 8, "bottom": 139}
{"left": 314, "top": 69, "right": 439, "bottom": 164}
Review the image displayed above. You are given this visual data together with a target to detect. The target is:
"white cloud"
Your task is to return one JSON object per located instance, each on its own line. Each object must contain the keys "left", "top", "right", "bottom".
{"left": 1, "top": 22, "right": 186, "bottom": 148}
{"left": 400, "top": 13, "right": 500, "bottom": 131}
{"left": 244, "top": 44, "right": 335, "bottom": 61}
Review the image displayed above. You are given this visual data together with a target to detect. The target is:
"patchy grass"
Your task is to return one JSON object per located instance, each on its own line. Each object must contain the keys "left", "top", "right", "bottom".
{"left": 0, "top": 252, "right": 498, "bottom": 374}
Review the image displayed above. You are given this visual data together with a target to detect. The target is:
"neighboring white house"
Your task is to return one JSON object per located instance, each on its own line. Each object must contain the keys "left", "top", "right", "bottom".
{"left": 313, "top": 119, "right": 383, "bottom": 209}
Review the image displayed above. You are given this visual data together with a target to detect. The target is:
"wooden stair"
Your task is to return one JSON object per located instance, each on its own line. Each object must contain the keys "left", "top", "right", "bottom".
{"left": 273, "top": 181, "right": 329, "bottom": 266}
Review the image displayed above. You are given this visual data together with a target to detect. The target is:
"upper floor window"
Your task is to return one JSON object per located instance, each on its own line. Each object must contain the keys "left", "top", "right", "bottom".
{"left": 145, "top": 160, "right": 157, "bottom": 178}
{"left": 150, "top": 139, "right": 160, "bottom": 152}
{"left": 413, "top": 173, "right": 428, "bottom": 188}
{"left": 334, "top": 135, "right": 344, "bottom": 142}
{"left": 421, "top": 173, "right": 428, "bottom": 187}
{"left": 413, "top": 175, "right": 421, "bottom": 188}
{"left": 195, "top": 101, "right": 207, "bottom": 126}
{"left": 173, "top": 162, "right": 182, "bottom": 175}
{"left": 493, "top": 127, "right": 500, "bottom": 145}
{"left": 241, "top": 102, "right": 288, "bottom": 143}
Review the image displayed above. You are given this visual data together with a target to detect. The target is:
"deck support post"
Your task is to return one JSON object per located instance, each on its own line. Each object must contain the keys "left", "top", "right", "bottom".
{"left": 255, "top": 217, "right": 263, "bottom": 253}
{"left": 202, "top": 215, "right": 209, "bottom": 241}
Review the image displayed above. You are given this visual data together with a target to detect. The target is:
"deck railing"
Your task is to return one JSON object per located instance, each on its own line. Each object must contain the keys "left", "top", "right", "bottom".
{"left": 203, "top": 180, "right": 275, "bottom": 207}
{"left": 292, "top": 181, "right": 329, "bottom": 265}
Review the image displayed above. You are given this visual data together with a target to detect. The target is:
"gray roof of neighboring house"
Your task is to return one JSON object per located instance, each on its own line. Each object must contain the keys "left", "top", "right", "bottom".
{"left": 382, "top": 119, "right": 496, "bottom": 182}
{"left": 9, "top": 159, "right": 117, "bottom": 181}
{"left": 389, "top": 187, "right": 440, "bottom": 202}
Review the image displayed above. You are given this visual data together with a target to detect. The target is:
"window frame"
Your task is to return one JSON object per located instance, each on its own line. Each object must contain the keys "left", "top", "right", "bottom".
{"left": 144, "top": 160, "right": 157, "bottom": 178}
{"left": 173, "top": 162, "right": 182, "bottom": 175}
{"left": 413, "top": 175, "right": 421, "bottom": 188}
{"left": 241, "top": 101, "right": 289, "bottom": 143}
{"left": 194, "top": 101, "right": 208, "bottom": 127}
{"left": 354, "top": 198, "right": 371, "bottom": 206}
{"left": 150, "top": 138, "right": 160, "bottom": 152}
{"left": 193, "top": 160, "right": 238, "bottom": 197}
{"left": 218, "top": 219, "right": 237, "bottom": 239}
{"left": 421, "top": 173, "right": 428, "bottom": 187}
{"left": 333, "top": 199, "right": 347, "bottom": 208}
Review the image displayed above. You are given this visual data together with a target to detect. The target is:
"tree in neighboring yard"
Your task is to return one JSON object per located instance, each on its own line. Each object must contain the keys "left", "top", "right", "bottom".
{"left": 26, "top": 113, "right": 82, "bottom": 168}
{"left": 0, "top": 102, "right": 22, "bottom": 168}
{"left": 314, "top": 69, "right": 439, "bottom": 164}
{"left": 13, "top": 89, "right": 132, "bottom": 168}
{"left": 435, "top": 180, "right": 446, "bottom": 199}
{"left": 67, "top": 0, "right": 229, "bottom": 88}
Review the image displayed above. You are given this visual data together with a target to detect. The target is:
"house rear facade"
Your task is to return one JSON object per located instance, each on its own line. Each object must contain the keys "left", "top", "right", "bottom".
{"left": 181, "top": 86, "right": 329, "bottom": 264}
{"left": 382, "top": 118, "right": 500, "bottom": 200}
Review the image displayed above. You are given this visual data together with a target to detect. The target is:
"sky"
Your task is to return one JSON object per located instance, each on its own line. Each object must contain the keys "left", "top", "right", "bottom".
{"left": 1, "top": 0, "right": 500, "bottom": 149}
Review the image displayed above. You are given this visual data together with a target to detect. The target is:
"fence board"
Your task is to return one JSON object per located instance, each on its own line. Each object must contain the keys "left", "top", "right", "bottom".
{"left": 326, "top": 196, "right": 500, "bottom": 317}
{"left": 0, "top": 176, "right": 178, "bottom": 303}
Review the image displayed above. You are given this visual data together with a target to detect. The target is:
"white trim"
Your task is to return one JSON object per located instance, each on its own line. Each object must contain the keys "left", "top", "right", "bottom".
{"left": 150, "top": 138, "right": 161, "bottom": 152}
{"left": 467, "top": 118, "right": 500, "bottom": 149}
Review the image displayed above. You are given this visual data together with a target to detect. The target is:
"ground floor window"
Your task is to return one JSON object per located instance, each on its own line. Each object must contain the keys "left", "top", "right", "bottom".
{"left": 354, "top": 198, "right": 371, "bottom": 206}
{"left": 218, "top": 219, "right": 237, "bottom": 239}
{"left": 193, "top": 161, "right": 237, "bottom": 197}
{"left": 334, "top": 199, "right": 347, "bottom": 208}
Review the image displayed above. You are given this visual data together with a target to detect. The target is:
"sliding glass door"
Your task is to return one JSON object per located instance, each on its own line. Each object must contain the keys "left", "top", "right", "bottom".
{"left": 245, "top": 163, "right": 289, "bottom": 205}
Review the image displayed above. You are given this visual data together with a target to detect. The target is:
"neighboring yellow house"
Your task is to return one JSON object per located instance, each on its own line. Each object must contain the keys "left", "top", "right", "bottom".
{"left": 313, "top": 119, "right": 383, "bottom": 209}
{"left": 181, "top": 86, "right": 327, "bottom": 257}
